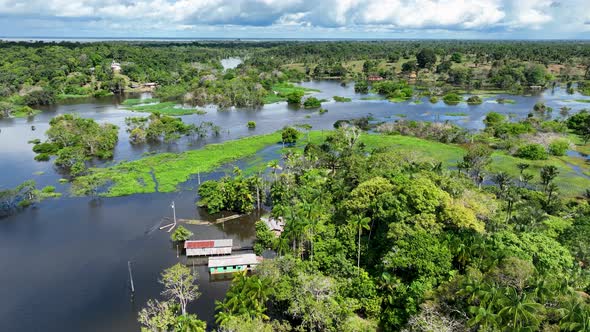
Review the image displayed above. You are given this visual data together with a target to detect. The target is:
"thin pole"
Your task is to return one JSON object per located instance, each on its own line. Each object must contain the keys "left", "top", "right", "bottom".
{"left": 128, "top": 261, "right": 135, "bottom": 293}
{"left": 168, "top": 201, "right": 177, "bottom": 232}
{"left": 172, "top": 201, "right": 176, "bottom": 224}
{"left": 198, "top": 172, "right": 201, "bottom": 185}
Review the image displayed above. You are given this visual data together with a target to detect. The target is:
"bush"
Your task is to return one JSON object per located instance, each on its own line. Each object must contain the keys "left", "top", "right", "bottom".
{"left": 442, "top": 93, "right": 462, "bottom": 105}
{"left": 303, "top": 97, "right": 322, "bottom": 108}
{"left": 484, "top": 112, "right": 506, "bottom": 127}
{"left": 34, "top": 153, "right": 51, "bottom": 161}
{"left": 466, "top": 95, "right": 483, "bottom": 105}
{"left": 286, "top": 91, "right": 304, "bottom": 104}
{"left": 354, "top": 81, "right": 368, "bottom": 93}
{"left": 548, "top": 139, "right": 569, "bottom": 156}
{"left": 515, "top": 144, "right": 548, "bottom": 160}
{"left": 429, "top": 96, "right": 438, "bottom": 103}
{"left": 23, "top": 89, "right": 55, "bottom": 106}
{"left": 247, "top": 121, "right": 256, "bottom": 129}
{"left": 33, "top": 143, "right": 59, "bottom": 154}
{"left": 333, "top": 96, "right": 351, "bottom": 102}
{"left": 41, "top": 186, "right": 56, "bottom": 193}
{"left": 282, "top": 127, "right": 300, "bottom": 144}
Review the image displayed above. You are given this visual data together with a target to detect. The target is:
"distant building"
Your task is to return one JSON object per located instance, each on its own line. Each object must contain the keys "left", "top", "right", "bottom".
{"left": 368, "top": 75, "right": 384, "bottom": 81}
{"left": 111, "top": 60, "right": 121, "bottom": 72}
{"left": 185, "top": 239, "right": 233, "bottom": 257}
{"left": 142, "top": 82, "right": 157, "bottom": 88}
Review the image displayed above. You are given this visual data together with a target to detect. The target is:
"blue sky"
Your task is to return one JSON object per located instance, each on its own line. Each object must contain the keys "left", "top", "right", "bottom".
{"left": 0, "top": 0, "right": 589, "bottom": 39}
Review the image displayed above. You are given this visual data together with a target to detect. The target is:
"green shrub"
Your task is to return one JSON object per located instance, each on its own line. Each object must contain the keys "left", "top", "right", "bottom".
{"left": 247, "top": 121, "right": 256, "bottom": 129}
{"left": 41, "top": 186, "right": 56, "bottom": 193}
{"left": 286, "top": 91, "right": 304, "bottom": 104}
{"left": 282, "top": 127, "right": 300, "bottom": 144}
{"left": 333, "top": 96, "right": 351, "bottom": 102}
{"left": 466, "top": 95, "right": 483, "bottom": 105}
{"left": 34, "top": 153, "right": 51, "bottom": 161}
{"left": 515, "top": 144, "right": 548, "bottom": 160}
{"left": 483, "top": 112, "right": 506, "bottom": 127}
{"left": 548, "top": 139, "right": 569, "bottom": 156}
{"left": 303, "top": 96, "right": 322, "bottom": 108}
{"left": 429, "top": 96, "right": 438, "bottom": 103}
{"left": 442, "top": 93, "right": 462, "bottom": 105}
{"left": 32, "top": 142, "right": 59, "bottom": 154}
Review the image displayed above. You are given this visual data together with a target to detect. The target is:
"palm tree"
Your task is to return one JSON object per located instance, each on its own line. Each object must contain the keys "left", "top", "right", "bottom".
{"left": 560, "top": 299, "right": 590, "bottom": 331}
{"left": 498, "top": 288, "right": 545, "bottom": 330}
{"left": 175, "top": 314, "right": 206, "bottom": 332}
{"left": 522, "top": 173, "right": 534, "bottom": 188}
{"left": 492, "top": 172, "right": 512, "bottom": 197}
{"left": 353, "top": 215, "right": 371, "bottom": 269}
{"left": 505, "top": 186, "right": 520, "bottom": 222}
{"left": 275, "top": 235, "right": 290, "bottom": 256}
{"left": 267, "top": 160, "right": 282, "bottom": 182}
{"left": 540, "top": 165, "right": 559, "bottom": 192}
{"left": 516, "top": 163, "right": 529, "bottom": 184}
{"left": 468, "top": 305, "right": 501, "bottom": 331}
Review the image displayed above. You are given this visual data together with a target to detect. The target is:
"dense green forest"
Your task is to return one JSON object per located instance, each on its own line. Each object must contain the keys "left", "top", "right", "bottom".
{"left": 176, "top": 125, "right": 590, "bottom": 332}
{"left": 2, "top": 40, "right": 590, "bottom": 331}
{"left": 1, "top": 40, "right": 590, "bottom": 116}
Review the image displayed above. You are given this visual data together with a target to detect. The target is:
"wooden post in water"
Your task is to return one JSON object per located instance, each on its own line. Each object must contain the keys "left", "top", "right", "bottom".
{"left": 128, "top": 261, "right": 135, "bottom": 294}
{"left": 197, "top": 172, "right": 201, "bottom": 185}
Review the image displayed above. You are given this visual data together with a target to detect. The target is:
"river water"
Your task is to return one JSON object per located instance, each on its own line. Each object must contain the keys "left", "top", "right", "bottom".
{"left": 0, "top": 80, "right": 589, "bottom": 331}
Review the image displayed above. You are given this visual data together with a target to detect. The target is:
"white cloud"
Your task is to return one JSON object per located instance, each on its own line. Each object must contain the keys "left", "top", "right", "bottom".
{"left": 0, "top": 0, "right": 588, "bottom": 38}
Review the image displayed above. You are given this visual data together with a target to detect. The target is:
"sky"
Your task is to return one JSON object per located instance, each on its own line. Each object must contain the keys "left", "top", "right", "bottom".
{"left": 0, "top": 0, "right": 589, "bottom": 40}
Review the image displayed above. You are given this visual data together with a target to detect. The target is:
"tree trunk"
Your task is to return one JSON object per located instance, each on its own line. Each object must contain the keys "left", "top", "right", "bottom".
{"left": 357, "top": 225, "right": 361, "bottom": 269}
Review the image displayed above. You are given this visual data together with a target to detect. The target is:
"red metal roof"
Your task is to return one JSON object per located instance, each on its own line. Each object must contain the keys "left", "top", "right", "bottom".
{"left": 185, "top": 240, "right": 215, "bottom": 249}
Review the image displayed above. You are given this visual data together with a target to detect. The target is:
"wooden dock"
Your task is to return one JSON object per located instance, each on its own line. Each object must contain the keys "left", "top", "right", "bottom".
{"left": 179, "top": 214, "right": 245, "bottom": 226}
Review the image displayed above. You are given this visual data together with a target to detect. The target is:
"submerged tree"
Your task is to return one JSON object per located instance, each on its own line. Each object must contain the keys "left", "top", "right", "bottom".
{"left": 160, "top": 263, "right": 201, "bottom": 316}
{"left": 170, "top": 226, "right": 193, "bottom": 242}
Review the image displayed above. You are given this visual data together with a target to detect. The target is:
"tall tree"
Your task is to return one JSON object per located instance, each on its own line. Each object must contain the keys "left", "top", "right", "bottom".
{"left": 160, "top": 263, "right": 200, "bottom": 315}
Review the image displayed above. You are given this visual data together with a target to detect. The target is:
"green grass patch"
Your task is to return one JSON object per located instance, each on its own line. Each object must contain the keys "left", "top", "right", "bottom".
{"left": 333, "top": 96, "right": 352, "bottom": 102}
{"left": 74, "top": 132, "right": 284, "bottom": 197}
{"left": 360, "top": 134, "right": 464, "bottom": 166}
{"left": 12, "top": 108, "right": 41, "bottom": 118}
{"left": 444, "top": 112, "right": 468, "bottom": 116}
{"left": 122, "top": 98, "right": 160, "bottom": 106}
{"left": 360, "top": 96, "right": 386, "bottom": 101}
{"left": 360, "top": 134, "right": 590, "bottom": 197}
{"left": 126, "top": 102, "right": 206, "bottom": 116}
{"left": 272, "top": 83, "right": 319, "bottom": 95}
{"left": 388, "top": 97, "right": 410, "bottom": 103}
{"left": 57, "top": 93, "right": 91, "bottom": 100}
{"left": 263, "top": 94, "right": 286, "bottom": 104}
{"left": 573, "top": 99, "right": 590, "bottom": 103}
{"left": 489, "top": 152, "right": 590, "bottom": 197}
{"left": 497, "top": 98, "right": 516, "bottom": 104}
